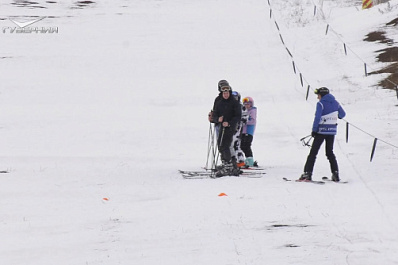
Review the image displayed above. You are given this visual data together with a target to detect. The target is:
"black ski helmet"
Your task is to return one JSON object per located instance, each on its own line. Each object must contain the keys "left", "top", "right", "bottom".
{"left": 314, "top": 87, "right": 329, "bottom": 97}
{"left": 218, "top": 80, "right": 230, "bottom": 92}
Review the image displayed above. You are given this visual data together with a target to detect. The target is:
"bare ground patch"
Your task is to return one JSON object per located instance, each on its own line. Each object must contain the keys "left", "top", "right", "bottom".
{"left": 364, "top": 18, "right": 398, "bottom": 90}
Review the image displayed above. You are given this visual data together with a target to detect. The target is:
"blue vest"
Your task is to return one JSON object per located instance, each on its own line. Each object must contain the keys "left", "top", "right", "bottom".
{"left": 312, "top": 94, "right": 346, "bottom": 135}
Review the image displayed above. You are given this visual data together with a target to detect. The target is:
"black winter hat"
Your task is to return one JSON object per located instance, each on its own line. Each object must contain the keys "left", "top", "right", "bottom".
{"left": 218, "top": 80, "right": 231, "bottom": 92}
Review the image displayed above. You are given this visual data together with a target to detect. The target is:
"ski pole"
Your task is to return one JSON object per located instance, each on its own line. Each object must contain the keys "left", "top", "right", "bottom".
{"left": 300, "top": 135, "right": 313, "bottom": 147}
{"left": 219, "top": 126, "right": 225, "bottom": 148}
{"left": 207, "top": 123, "right": 218, "bottom": 171}
{"left": 205, "top": 123, "right": 214, "bottom": 169}
{"left": 210, "top": 126, "right": 225, "bottom": 177}
{"left": 210, "top": 125, "right": 222, "bottom": 175}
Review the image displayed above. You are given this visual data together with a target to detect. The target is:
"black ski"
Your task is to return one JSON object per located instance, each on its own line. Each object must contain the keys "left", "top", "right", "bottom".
{"left": 239, "top": 166, "right": 266, "bottom": 171}
{"left": 0, "top": 170, "right": 9, "bottom": 173}
{"left": 182, "top": 174, "right": 264, "bottom": 179}
{"left": 179, "top": 170, "right": 265, "bottom": 179}
{"left": 283, "top": 177, "right": 325, "bottom": 185}
{"left": 201, "top": 166, "right": 266, "bottom": 171}
{"left": 180, "top": 169, "right": 266, "bottom": 175}
{"left": 179, "top": 170, "right": 213, "bottom": 175}
{"left": 322, "top": 177, "right": 348, "bottom": 183}
{"left": 183, "top": 169, "right": 265, "bottom": 175}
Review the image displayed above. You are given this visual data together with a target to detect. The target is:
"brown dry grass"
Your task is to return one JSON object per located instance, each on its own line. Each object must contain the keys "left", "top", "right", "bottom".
{"left": 364, "top": 18, "right": 398, "bottom": 90}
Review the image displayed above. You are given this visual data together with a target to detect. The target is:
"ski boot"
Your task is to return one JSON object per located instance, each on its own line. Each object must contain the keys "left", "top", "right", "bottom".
{"left": 245, "top": 157, "right": 254, "bottom": 167}
{"left": 215, "top": 161, "right": 234, "bottom": 178}
{"left": 331, "top": 171, "right": 340, "bottom": 182}
{"left": 215, "top": 164, "right": 223, "bottom": 171}
{"left": 231, "top": 156, "right": 241, "bottom": 175}
{"left": 298, "top": 172, "right": 312, "bottom": 181}
{"left": 237, "top": 160, "right": 245, "bottom": 168}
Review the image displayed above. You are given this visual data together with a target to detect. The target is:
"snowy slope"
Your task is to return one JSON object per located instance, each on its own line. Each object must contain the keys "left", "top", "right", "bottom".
{"left": 1, "top": 0, "right": 398, "bottom": 264}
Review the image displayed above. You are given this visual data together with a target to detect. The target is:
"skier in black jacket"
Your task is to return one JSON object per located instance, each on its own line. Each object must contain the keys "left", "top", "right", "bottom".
{"left": 208, "top": 79, "right": 230, "bottom": 124}
{"left": 211, "top": 82, "right": 242, "bottom": 177}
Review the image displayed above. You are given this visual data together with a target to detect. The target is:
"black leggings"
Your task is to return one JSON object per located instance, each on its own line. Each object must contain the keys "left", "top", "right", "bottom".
{"left": 241, "top": 134, "right": 253, "bottom": 157}
{"left": 304, "top": 134, "right": 338, "bottom": 173}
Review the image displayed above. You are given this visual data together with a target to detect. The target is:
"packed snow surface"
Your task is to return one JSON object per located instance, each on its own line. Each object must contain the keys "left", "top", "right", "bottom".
{"left": 1, "top": 0, "right": 398, "bottom": 264}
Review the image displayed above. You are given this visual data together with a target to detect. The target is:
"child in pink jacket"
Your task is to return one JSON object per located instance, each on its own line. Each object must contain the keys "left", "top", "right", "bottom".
{"left": 241, "top": 97, "right": 257, "bottom": 167}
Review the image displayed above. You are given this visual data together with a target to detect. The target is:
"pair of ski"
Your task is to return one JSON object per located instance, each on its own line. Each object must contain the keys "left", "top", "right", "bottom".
{"left": 179, "top": 167, "right": 266, "bottom": 179}
{"left": 283, "top": 177, "right": 348, "bottom": 185}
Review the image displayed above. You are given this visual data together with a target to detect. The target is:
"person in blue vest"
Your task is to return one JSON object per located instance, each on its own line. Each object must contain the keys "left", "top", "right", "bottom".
{"left": 299, "top": 87, "right": 346, "bottom": 182}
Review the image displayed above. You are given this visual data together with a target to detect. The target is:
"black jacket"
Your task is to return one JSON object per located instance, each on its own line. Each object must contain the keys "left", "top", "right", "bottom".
{"left": 212, "top": 94, "right": 242, "bottom": 131}
{"left": 209, "top": 93, "right": 223, "bottom": 124}
{"left": 212, "top": 92, "right": 223, "bottom": 110}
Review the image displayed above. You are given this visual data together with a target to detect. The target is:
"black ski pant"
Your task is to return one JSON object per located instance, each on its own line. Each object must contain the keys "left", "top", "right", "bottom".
{"left": 304, "top": 134, "right": 338, "bottom": 174}
{"left": 218, "top": 126, "right": 234, "bottom": 163}
{"left": 241, "top": 134, "right": 254, "bottom": 157}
